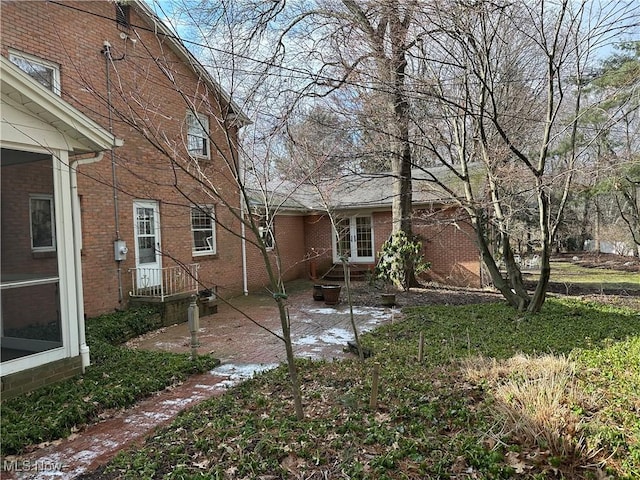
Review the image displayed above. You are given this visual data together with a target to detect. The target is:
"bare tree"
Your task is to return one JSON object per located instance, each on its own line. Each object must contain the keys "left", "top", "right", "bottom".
{"left": 405, "top": 0, "right": 638, "bottom": 311}
{"left": 80, "top": 1, "right": 314, "bottom": 420}
{"left": 587, "top": 42, "right": 640, "bottom": 256}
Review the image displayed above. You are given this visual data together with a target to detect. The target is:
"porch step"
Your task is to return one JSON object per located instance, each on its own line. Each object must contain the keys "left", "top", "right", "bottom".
{"left": 321, "top": 264, "right": 373, "bottom": 282}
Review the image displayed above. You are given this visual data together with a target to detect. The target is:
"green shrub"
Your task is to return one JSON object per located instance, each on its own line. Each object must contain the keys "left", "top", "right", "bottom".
{"left": 86, "top": 305, "right": 162, "bottom": 347}
{"left": 374, "top": 231, "right": 430, "bottom": 291}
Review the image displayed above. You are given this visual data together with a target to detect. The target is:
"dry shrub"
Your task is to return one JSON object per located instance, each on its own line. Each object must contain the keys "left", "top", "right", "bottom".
{"left": 462, "top": 354, "right": 599, "bottom": 460}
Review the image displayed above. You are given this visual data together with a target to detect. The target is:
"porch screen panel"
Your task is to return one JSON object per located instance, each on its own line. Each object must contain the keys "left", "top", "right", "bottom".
{"left": 355, "top": 216, "right": 373, "bottom": 258}
{"left": 1, "top": 153, "right": 63, "bottom": 362}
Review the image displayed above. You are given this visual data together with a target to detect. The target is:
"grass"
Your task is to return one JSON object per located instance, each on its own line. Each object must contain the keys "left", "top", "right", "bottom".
{"left": 0, "top": 306, "right": 219, "bottom": 456}
{"left": 98, "top": 297, "right": 640, "bottom": 479}
{"left": 523, "top": 261, "right": 640, "bottom": 292}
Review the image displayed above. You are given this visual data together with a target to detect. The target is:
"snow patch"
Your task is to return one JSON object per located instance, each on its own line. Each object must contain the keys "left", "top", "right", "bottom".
{"left": 161, "top": 397, "right": 198, "bottom": 408}
{"left": 293, "top": 327, "right": 354, "bottom": 347}
{"left": 303, "top": 307, "right": 341, "bottom": 315}
{"left": 212, "top": 362, "right": 279, "bottom": 377}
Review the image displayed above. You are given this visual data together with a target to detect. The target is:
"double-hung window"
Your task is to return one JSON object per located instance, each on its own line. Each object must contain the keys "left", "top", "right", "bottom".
{"left": 186, "top": 111, "right": 210, "bottom": 158}
{"left": 9, "top": 50, "right": 61, "bottom": 95}
{"left": 191, "top": 205, "right": 216, "bottom": 255}
{"left": 30, "top": 195, "right": 56, "bottom": 252}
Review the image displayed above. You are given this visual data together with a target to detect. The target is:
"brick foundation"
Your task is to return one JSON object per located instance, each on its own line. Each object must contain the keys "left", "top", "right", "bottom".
{"left": 1, "top": 356, "right": 83, "bottom": 401}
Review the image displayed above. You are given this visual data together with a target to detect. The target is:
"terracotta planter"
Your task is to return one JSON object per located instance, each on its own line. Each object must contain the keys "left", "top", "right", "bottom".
{"left": 322, "top": 285, "right": 341, "bottom": 305}
{"left": 380, "top": 293, "right": 396, "bottom": 306}
{"left": 312, "top": 284, "right": 324, "bottom": 301}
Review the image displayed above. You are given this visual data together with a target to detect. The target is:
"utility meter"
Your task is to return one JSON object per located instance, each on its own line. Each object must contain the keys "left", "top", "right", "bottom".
{"left": 114, "top": 240, "right": 128, "bottom": 261}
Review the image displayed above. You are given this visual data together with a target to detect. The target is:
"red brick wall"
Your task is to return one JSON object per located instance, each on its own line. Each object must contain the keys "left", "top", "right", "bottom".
{"left": 1, "top": 1, "right": 244, "bottom": 316}
{"left": 304, "top": 214, "right": 333, "bottom": 274}
{"left": 414, "top": 207, "right": 481, "bottom": 287}
{"left": 300, "top": 208, "right": 481, "bottom": 287}
{"left": 245, "top": 214, "right": 308, "bottom": 291}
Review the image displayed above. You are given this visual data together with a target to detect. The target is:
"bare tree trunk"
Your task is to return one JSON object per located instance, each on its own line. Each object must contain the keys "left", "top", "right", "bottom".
{"left": 276, "top": 300, "right": 304, "bottom": 420}
{"left": 470, "top": 210, "right": 524, "bottom": 310}
{"left": 342, "top": 259, "right": 364, "bottom": 362}
{"left": 529, "top": 186, "right": 552, "bottom": 313}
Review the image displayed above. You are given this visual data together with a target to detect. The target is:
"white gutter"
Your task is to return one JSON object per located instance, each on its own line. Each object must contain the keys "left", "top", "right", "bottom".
{"left": 70, "top": 152, "right": 105, "bottom": 372}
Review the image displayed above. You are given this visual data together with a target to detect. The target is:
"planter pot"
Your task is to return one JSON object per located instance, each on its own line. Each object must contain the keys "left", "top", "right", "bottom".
{"left": 380, "top": 293, "right": 396, "bottom": 306}
{"left": 322, "top": 285, "right": 341, "bottom": 305}
{"left": 312, "top": 284, "right": 324, "bottom": 301}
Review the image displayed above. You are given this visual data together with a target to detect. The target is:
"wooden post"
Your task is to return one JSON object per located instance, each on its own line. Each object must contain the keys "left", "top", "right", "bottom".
{"left": 418, "top": 331, "right": 424, "bottom": 363}
{"left": 370, "top": 362, "right": 380, "bottom": 410}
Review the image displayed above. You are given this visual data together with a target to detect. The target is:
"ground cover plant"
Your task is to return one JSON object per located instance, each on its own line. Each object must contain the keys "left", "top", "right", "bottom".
{"left": 95, "top": 298, "right": 639, "bottom": 479}
{"left": 0, "top": 307, "right": 218, "bottom": 456}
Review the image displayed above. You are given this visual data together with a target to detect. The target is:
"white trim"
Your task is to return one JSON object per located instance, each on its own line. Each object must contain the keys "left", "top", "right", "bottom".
{"left": 0, "top": 275, "right": 59, "bottom": 290}
{"left": 1, "top": 56, "right": 122, "bottom": 152}
{"left": 191, "top": 204, "right": 217, "bottom": 256}
{"left": 133, "top": 200, "right": 162, "bottom": 288}
{"left": 186, "top": 111, "right": 210, "bottom": 159}
{"left": 332, "top": 214, "right": 375, "bottom": 263}
{"left": 54, "top": 150, "right": 78, "bottom": 359}
{"left": 1, "top": 57, "right": 114, "bottom": 378}
{"left": 132, "top": 0, "right": 250, "bottom": 126}
{"left": 0, "top": 346, "right": 68, "bottom": 376}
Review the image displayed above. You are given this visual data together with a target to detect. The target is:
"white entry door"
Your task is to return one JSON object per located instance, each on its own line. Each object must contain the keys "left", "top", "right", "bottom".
{"left": 333, "top": 215, "right": 374, "bottom": 263}
{"left": 133, "top": 200, "right": 162, "bottom": 289}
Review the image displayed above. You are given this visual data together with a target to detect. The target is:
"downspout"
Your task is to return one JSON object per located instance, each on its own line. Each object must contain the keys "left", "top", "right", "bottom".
{"left": 240, "top": 164, "right": 249, "bottom": 296}
{"left": 102, "top": 40, "right": 125, "bottom": 303}
{"left": 70, "top": 153, "right": 105, "bottom": 372}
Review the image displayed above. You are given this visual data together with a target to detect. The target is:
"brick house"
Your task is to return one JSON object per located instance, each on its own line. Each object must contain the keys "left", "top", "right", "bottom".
{"left": 1, "top": 0, "right": 250, "bottom": 398}
{"left": 245, "top": 167, "right": 482, "bottom": 289}
{"left": 1, "top": 0, "right": 480, "bottom": 398}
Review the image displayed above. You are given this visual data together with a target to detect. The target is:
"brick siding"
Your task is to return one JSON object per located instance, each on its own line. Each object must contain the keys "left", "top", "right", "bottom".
{"left": 1, "top": 356, "right": 83, "bottom": 401}
{"left": 1, "top": 1, "right": 244, "bottom": 316}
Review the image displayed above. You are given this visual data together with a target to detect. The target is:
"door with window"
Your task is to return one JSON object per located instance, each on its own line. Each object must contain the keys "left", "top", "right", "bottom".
{"left": 133, "top": 201, "right": 162, "bottom": 289}
{"left": 333, "top": 215, "right": 374, "bottom": 263}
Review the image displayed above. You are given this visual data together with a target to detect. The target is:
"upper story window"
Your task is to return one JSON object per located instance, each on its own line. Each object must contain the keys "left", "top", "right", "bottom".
{"left": 116, "top": 2, "right": 131, "bottom": 28}
{"left": 186, "top": 111, "right": 210, "bottom": 158}
{"left": 9, "top": 50, "right": 61, "bottom": 95}
{"left": 30, "top": 195, "right": 56, "bottom": 252}
{"left": 191, "top": 205, "right": 216, "bottom": 255}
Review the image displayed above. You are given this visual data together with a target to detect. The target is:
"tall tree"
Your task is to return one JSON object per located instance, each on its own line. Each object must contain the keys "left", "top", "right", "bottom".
{"left": 410, "top": 0, "right": 637, "bottom": 311}
{"left": 588, "top": 42, "right": 640, "bottom": 255}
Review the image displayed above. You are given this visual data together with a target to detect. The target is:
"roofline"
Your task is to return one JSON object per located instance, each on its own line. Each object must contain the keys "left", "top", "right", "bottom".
{"left": 250, "top": 199, "right": 456, "bottom": 216}
{"left": 132, "top": 0, "right": 251, "bottom": 126}
{"left": 1, "top": 55, "right": 123, "bottom": 152}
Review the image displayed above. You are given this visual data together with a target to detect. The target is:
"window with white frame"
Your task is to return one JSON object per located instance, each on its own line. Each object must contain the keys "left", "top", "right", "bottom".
{"left": 186, "top": 111, "right": 210, "bottom": 158}
{"left": 191, "top": 205, "right": 216, "bottom": 255}
{"left": 9, "top": 50, "right": 61, "bottom": 95}
{"left": 30, "top": 195, "right": 56, "bottom": 251}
